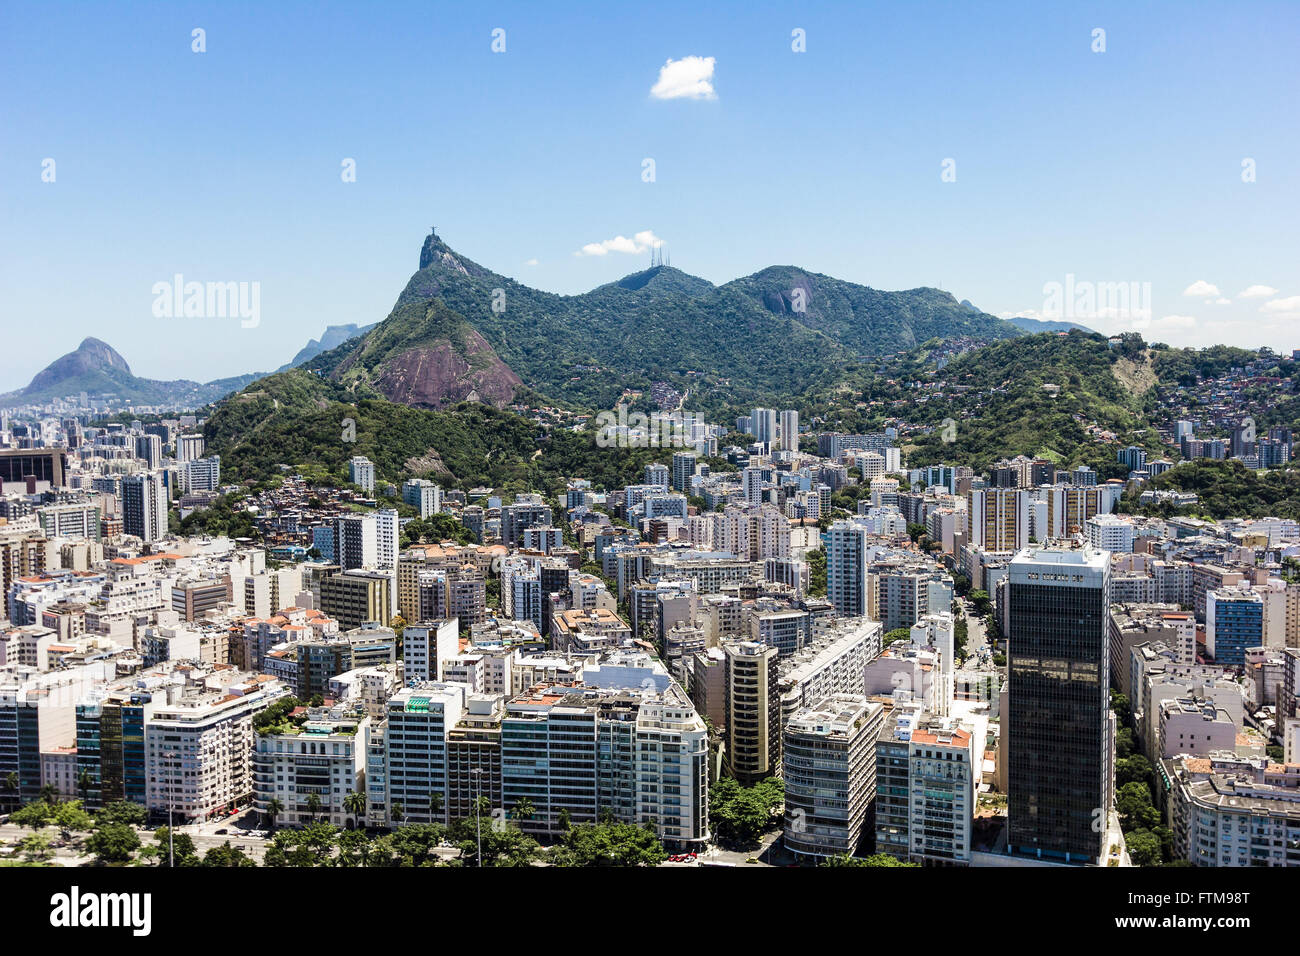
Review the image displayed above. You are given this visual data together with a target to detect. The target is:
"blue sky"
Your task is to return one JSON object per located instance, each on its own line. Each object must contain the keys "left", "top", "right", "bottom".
{"left": 2, "top": 0, "right": 1298, "bottom": 389}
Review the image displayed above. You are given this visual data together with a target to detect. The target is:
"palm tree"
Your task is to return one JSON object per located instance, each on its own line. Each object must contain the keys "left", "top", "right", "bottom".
{"left": 513, "top": 797, "right": 535, "bottom": 822}
{"left": 3, "top": 772, "right": 20, "bottom": 812}
{"left": 343, "top": 791, "right": 366, "bottom": 830}
{"left": 305, "top": 792, "right": 323, "bottom": 823}
{"left": 38, "top": 783, "right": 60, "bottom": 806}
{"left": 428, "top": 791, "right": 444, "bottom": 822}
{"left": 76, "top": 769, "right": 93, "bottom": 804}
{"left": 390, "top": 802, "right": 405, "bottom": 826}
{"left": 265, "top": 797, "right": 284, "bottom": 830}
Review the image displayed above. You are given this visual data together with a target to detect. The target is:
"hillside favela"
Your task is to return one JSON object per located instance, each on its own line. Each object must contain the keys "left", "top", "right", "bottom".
{"left": 1, "top": 5, "right": 1296, "bottom": 927}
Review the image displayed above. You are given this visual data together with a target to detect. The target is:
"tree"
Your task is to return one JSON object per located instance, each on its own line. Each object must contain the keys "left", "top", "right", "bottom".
{"left": 821, "top": 853, "right": 918, "bottom": 867}
{"left": 343, "top": 791, "right": 367, "bottom": 830}
{"left": 305, "top": 792, "right": 323, "bottom": 823}
{"left": 2, "top": 772, "right": 19, "bottom": 811}
{"left": 1115, "top": 727, "right": 1137, "bottom": 760}
{"left": 85, "top": 823, "right": 141, "bottom": 865}
{"left": 9, "top": 800, "right": 56, "bottom": 830}
{"left": 53, "top": 800, "right": 94, "bottom": 838}
{"left": 709, "top": 780, "right": 771, "bottom": 847}
{"left": 300, "top": 822, "right": 339, "bottom": 864}
{"left": 96, "top": 801, "right": 148, "bottom": 827}
{"left": 77, "top": 769, "right": 94, "bottom": 803}
{"left": 38, "top": 784, "right": 61, "bottom": 805}
{"left": 390, "top": 803, "right": 405, "bottom": 826}
{"left": 17, "top": 832, "right": 54, "bottom": 863}
{"left": 448, "top": 816, "right": 541, "bottom": 867}
{"left": 264, "top": 797, "right": 284, "bottom": 830}
{"left": 336, "top": 828, "right": 372, "bottom": 867}
{"left": 550, "top": 822, "right": 667, "bottom": 867}
{"left": 1125, "top": 829, "right": 1162, "bottom": 867}
{"left": 1116, "top": 755, "right": 1153, "bottom": 789}
{"left": 882, "top": 627, "right": 912, "bottom": 648}
{"left": 1110, "top": 691, "right": 1133, "bottom": 727}
{"left": 512, "top": 797, "right": 535, "bottom": 822}
{"left": 151, "top": 826, "right": 200, "bottom": 866}
{"left": 1117, "top": 782, "right": 1159, "bottom": 831}
{"left": 969, "top": 590, "right": 991, "bottom": 617}
{"left": 428, "top": 791, "right": 444, "bottom": 820}
{"left": 203, "top": 841, "right": 256, "bottom": 867}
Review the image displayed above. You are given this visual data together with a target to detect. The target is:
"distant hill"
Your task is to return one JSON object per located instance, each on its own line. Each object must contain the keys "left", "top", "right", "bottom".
{"left": 304, "top": 230, "right": 1027, "bottom": 415}
{"left": 998, "top": 313, "right": 1095, "bottom": 334}
{"left": 0, "top": 338, "right": 262, "bottom": 409}
{"left": 279, "top": 322, "right": 379, "bottom": 371}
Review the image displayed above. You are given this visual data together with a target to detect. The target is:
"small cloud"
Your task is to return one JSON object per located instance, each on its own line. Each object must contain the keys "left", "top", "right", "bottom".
{"left": 1182, "top": 280, "right": 1220, "bottom": 297}
{"left": 1153, "top": 314, "right": 1198, "bottom": 329}
{"left": 575, "top": 229, "right": 663, "bottom": 257}
{"left": 1210, "top": 297, "right": 1230, "bottom": 305}
{"left": 1239, "top": 284, "right": 1278, "bottom": 298}
{"left": 524, "top": 258, "right": 539, "bottom": 266}
{"left": 997, "top": 309, "right": 1046, "bottom": 320}
{"left": 1261, "top": 295, "right": 1300, "bottom": 319}
{"left": 650, "top": 56, "right": 716, "bottom": 100}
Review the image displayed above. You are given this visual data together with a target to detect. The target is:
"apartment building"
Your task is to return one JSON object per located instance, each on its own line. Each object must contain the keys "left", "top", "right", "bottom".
{"left": 783, "top": 694, "right": 882, "bottom": 861}
{"left": 252, "top": 705, "right": 369, "bottom": 827}
{"left": 144, "top": 674, "right": 288, "bottom": 823}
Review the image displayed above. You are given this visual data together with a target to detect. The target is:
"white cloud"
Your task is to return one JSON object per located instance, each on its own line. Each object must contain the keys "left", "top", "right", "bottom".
{"left": 524, "top": 258, "right": 539, "bottom": 266}
{"left": 1152, "top": 314, "right": 1198, "bottom": 329}
{"left": 650, "top": 56, "right": 716, "bottom": 100}
{"left": 1182, "top": 280, "right": 1220, "bottom": 297}
{"left": 1210, "top": 297, "right": 1230, "bottom": 305}
{"left": 1261, "top": 295, "right": 1300, "bottom": 318}
{"left": 575, "top": 230, "right": 663, "bottom": 257}
{"left": 1239, "top": 284, "right": 1279, "bottom": 298}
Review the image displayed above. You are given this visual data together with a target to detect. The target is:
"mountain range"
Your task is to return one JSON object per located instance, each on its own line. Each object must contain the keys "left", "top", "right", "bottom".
{"left": 296, "top": 230, "right": 1046, "bottom": 414}
{"left": 0, "top": 338, "right": 263, "bottom": 409}
{"left": 5, "top": 230, "right": 1094, "bottom": 419}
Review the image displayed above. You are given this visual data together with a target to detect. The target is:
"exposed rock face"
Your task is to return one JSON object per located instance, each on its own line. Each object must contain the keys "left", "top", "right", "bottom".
{"left": 360, "top": 328, "right": 521, "bottom": 409}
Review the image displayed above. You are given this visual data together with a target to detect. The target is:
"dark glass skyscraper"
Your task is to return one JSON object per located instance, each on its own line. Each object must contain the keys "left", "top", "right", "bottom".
{"left": 1006, "top": 547, "right": 1111, "bottom": 864}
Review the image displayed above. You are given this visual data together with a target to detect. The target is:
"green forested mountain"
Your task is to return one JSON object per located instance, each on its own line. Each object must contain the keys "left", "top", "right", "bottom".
{"left": 306, "top": 230, "right": 1026, "bottom": 416}
{"left": 894, "top": 331, "right": 1167, "bottom": 473}
{"left": 1124, "top": 458, "right": 1300, "bottom": 521}
{"left": 203, "top": 368, "right": 669, "bottom": 493}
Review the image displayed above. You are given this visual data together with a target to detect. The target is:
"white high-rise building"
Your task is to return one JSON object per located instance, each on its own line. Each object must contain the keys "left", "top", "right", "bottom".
{"left": 783, "top": 694, "right": 882, "bottom": 862}
{"left": 177, "top": 434, "right": 206, "bottom": 463}
{"left": 671, "top": 451, "right": 698, "bottom": 493}
{"left": 349, "top": 456, "right": 376, "bottom": 494}
{"left": 751, "top": 408, "right": 778, "bottom": 448}
{"left": 1086, "top": 513, "right": 1134, "bottom": 553}
{"left": 402, "top": 478, "right": 442, "bottom": 518}
{"left": 779, "top": 410, "right": 800, "bottom": 453}
{"left": 742, "top": 467, "right": 764, "bottom": 507}
{"left": 145, "top": 676, "right": 289, "bottom": 823}
{"left": 181, "top": 455, "right": 222, "bottom": 493}
{"left": 375, "top": 508, "right": 399, "bottom": 570}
